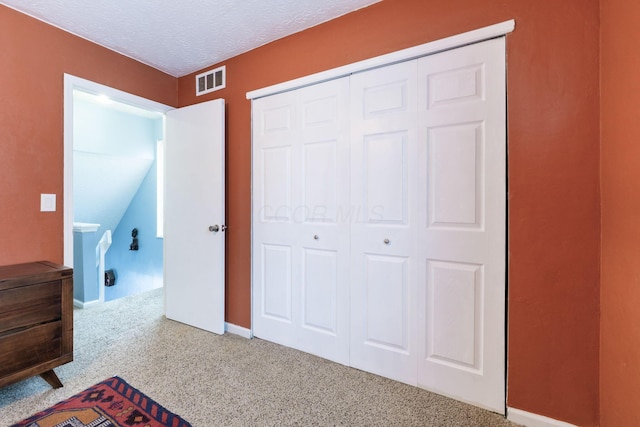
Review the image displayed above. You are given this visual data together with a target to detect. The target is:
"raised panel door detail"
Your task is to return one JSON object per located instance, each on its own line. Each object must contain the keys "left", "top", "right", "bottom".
{"left": 261, "top": 244, "right": 293, "bottom": 322}
{"left": 303, "top": 140, "right": 338, "bottom": 223}
{"left": 426, "top": 261, "right": 482, "bottom": 371}
{"left": 302, "top": 248, "right": 338, "bottom": 334}
{"left": 427, "top": 64, "right": 484, "bottom": 109}
{"left": 364, "top": 132, "right": 408, "bottom": 224}
{"left": 364, "top": 254, "right": 410, "bottom": 353}
{"left": 262, "top": 105, "right": 293, "bottom": 134}
{"left": 261, "top": 147, "right": 292, "bottom": 222}
{"left": 363, "top": 80, "right": 408, "bottom": 117}
{"left": 303, "top": 96, "right": 338, "bottom": 128}
{"left": 427, "top": 122, "right": 484, "bottom": 228}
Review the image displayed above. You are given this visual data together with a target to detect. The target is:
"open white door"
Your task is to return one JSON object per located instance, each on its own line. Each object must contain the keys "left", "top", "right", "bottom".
{"left": 164, "top": 99, "right": 225, "bottom": 334}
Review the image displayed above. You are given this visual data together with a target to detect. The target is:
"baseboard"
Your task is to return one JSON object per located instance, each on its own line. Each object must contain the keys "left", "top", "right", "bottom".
{"left": 507, "top": 408, "right": 578, "bottom": 427}
{"left": 74, "top": 298, "right": 100, "bottom": 309}
{"left": 225, "top": 322, "right": 252, "bottom": 338}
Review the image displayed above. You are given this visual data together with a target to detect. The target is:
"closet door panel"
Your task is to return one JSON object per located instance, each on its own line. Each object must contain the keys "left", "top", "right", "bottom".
{"left": 261, "top": 244, "right": 293, "bottom": 323}
{"left": 363, "top": 132, "right": 408, "bottom": 224}
{"left": 301, "top": 248, "right": 338, "bottom": 333}
{"left": 426, "top": 260, "right": 482, "bottom": 367}
{"left": 296, "top": 78, "right": 350, "bottom": 365}
{"left": 427, "top": 123, "right": 482, "bottom": 227}
{"left": 363, "top": 254, "right": 411, "bottom": 352}
{"left": 252, "top": 91, "right": 300, "bottom": 346}
{"left": 260, "top": 146, "right": 293, "bottom": 222}
{"left": 417, "top": 37, "right": 506, "bottom": 413}
{"left": 302, "top": 140, "right": 338, "bottom": 223}
{"left": 252, "top": 77, "right": 350, "bottom": 365}
{"left": 350, "top": 60, "right": 419, "bottom": 385}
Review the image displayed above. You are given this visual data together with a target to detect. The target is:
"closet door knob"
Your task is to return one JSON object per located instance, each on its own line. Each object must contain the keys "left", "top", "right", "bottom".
{"left": 383, "top": 238, "right": 390, "bottom": 245}
{"left": 313, "top": 235, "right": 319, "bottom": 240}
{"left": 209, "top": 225, "right": 219, "bottom": 232}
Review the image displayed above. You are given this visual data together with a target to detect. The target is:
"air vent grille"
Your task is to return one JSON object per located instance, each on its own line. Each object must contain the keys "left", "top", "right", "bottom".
{"left": 196, "top": 66, "right": 226, "bottom": 96}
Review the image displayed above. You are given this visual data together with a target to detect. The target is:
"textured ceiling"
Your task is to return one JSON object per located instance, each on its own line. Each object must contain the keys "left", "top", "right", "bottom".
{"left": 1, "top": 0, "right": 380, "bottom": 77}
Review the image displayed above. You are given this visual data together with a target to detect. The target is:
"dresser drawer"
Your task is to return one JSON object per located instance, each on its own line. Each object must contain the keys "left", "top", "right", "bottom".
{"left": 0, "top": 262, "right": 72, "bottom": 389}
{"left": 0, "top": 321, "right": 63, "bottom": 378}
{"left": 0, "top": 281, "right": 62, "bottom": 335}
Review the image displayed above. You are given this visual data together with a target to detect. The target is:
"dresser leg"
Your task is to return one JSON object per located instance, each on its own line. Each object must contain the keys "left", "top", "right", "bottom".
{"left": 40, "top": 370, "right": 63, "bottom": 389}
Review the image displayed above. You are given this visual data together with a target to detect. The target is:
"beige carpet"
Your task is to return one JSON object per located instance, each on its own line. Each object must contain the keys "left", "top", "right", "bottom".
{"left": 0, "top": 288, "right": 520, "bottom": 426}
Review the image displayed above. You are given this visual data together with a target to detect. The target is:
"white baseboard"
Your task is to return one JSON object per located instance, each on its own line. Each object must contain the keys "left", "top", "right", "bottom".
{"left": 74, "top": 298, "right": 100, "bottom": 309}
{"left": 225, "top": 322, "right": 252, "bottom": 338}
{"left": 507, "top": 408, "right": 578, "bottom": 427}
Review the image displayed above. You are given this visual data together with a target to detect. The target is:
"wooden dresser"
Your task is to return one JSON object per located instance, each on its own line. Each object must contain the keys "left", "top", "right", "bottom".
{"left": 0, "top": 261, "right": 73, "bottom": 389}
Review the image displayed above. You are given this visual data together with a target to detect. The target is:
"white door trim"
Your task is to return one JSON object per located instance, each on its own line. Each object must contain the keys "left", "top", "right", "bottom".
{"left": 246, "top": 20, "right": 514, "bottom": 100}
{"left": 63, "top": 74, "right": 173, "bottom": 267}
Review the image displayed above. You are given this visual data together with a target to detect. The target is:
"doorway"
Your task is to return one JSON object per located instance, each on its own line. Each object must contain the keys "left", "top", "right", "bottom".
{"left": 63, "top": 75, "right": 173, "bottom": 305}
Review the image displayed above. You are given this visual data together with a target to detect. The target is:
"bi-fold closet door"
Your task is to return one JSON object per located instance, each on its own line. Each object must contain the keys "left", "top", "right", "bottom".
{"left": 251, "top": 78, "right": 351, "bottom": 365}
{"left": 252, "top": 37, "right": 506, "bottom": 412}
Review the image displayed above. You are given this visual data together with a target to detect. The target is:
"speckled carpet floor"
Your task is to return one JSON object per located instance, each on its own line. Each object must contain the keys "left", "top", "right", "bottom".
{"left": 0, "top": 288, "right": 520, "bottom": 427}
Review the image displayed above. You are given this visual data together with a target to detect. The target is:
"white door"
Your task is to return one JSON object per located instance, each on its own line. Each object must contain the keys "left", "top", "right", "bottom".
{"left": 252, "top": 88, "right": 297, "bottom": 348}
{"left": 252, "top": 78, "right": 351, "bottom": 364}
{"left": 164, "top": 99, "right": 226, "bottom": 334}
{"left": 349, "top": 60, "right": 420, "bottom": 385}
{"left": 417, "top": 37, "right": 506, "bottom": 412}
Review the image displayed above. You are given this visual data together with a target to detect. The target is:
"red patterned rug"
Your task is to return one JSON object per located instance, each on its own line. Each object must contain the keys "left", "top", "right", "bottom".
{"left": 10, "top": 376, "right": 192, "bottom": 427}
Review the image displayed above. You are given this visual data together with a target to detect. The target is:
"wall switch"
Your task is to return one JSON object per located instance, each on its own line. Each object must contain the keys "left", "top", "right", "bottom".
{"left": 41, "top": 194, "right": 56, "bottom": 212}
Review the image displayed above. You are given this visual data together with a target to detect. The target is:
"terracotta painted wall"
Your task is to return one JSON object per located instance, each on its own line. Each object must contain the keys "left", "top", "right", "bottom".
{"left": 0, "top": 5, "right": 176, "bottom": 266}
{"left": 601, "top": 1, "right": 640, "bottom": 426}
{"left": 0, "top": 1, "right": 601, "bottom": 425}
{"left": 178, "top": 0, "right": 600, "bottom": 425}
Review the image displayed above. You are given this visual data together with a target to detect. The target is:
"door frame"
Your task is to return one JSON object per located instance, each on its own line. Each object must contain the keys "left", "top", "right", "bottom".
{"left": 62, "top": 75, "right": 173, "bottom": 288}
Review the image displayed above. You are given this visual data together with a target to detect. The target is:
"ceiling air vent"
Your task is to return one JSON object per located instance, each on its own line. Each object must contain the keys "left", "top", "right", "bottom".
{"left": 196, "top": 66, "right": 226, "bottom": 96}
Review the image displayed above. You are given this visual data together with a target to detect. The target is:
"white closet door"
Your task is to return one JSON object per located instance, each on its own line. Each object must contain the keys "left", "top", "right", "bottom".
{"left": 251, "top": 37, "right": 506, "bottom": 412}
{"left": 350, "top": 61, "right": 419, "bottom": 385}
{"left": 296, "top": 79, "right": 351, "bottom": 363}
{"left": 252, "top": 89, "right": 297, "bottom": 349}
{"left": 416, "top": 37, "right": 506, "bottom": 412}
{"left": 252, "top": 77, "right": 351, "bottom": 365}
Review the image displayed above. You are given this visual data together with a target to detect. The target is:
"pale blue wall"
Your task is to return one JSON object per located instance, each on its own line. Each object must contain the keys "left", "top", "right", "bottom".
{"left": 73, "top": 97, "right": 160, "bottom": 235}
{"left": 105, "top": 159, "right": 163, "bottom": 301}
{"left": 73, "top": 93, "right": 164, "bottom": 302}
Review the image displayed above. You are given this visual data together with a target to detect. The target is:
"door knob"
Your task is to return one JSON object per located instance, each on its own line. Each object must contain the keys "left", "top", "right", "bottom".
{"left": 383, "top": 238, "right": 390, "bottom": 245}
{"left": 209, "top": 225, "right": 219, "bottom": 232}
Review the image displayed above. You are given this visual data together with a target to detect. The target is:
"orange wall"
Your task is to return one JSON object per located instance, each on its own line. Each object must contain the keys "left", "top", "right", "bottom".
{"left": 601, "top": 1, "right": 640, "bottom": 426}
{"left": 178, "top": 0, "right": 600, "bottom": 425}
{"left": 0, "top": 5, "right": 176, "bottom": 266}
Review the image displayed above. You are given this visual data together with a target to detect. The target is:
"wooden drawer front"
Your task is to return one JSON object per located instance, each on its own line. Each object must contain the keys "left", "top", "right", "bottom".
{"left": 0, "top": 321, "right": 62, "bottom": 377}
{"left": 0, "top": 281, "right": 61, "bottom": 335}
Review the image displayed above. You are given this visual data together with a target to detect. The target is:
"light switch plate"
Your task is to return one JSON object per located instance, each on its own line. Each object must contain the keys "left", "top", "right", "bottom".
{"left": 41, "top": 194, "right": 56, "bottom": 212}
